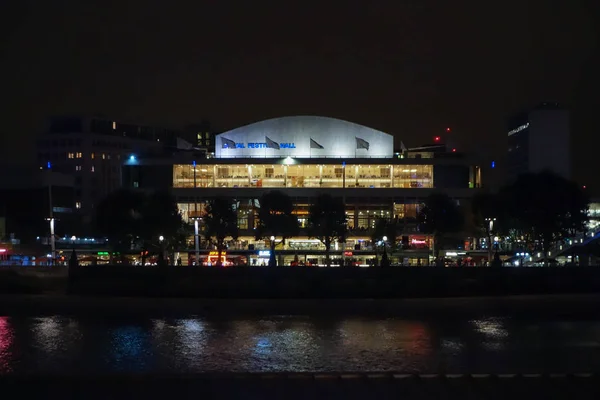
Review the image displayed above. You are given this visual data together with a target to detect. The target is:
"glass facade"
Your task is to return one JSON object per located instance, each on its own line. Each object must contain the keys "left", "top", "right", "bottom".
{"left": 173, "top": 164, "right": 433, "bottom": 189}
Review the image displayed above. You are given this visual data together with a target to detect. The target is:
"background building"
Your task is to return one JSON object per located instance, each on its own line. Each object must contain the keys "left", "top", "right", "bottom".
{"left": 506, "top": 102, "right": 570, "bottom": 182}
{"left": 123, "top": 116, "right": 486, "bottom": 266}
{"left": 36, "top": 115, "right": 205, "bottom": 229}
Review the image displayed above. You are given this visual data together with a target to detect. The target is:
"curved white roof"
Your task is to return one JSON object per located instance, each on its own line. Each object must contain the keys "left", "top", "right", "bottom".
{"left": 215, "top": 116, "right": 394, "bottom": 158}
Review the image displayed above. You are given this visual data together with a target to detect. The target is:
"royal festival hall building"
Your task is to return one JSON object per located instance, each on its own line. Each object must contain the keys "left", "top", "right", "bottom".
{"left": 123, "top": 116, "right": 486, "bottom": 266}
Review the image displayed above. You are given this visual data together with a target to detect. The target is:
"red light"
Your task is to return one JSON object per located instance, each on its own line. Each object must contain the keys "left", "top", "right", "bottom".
{"left": 0, "top": 249, "right": 5, "bottom": 253}
{"left": 583, "top": 185, "right": 587, "bottom": 189}
{"left": 446, "top": 127, "right": 451, "bottom": 132}
{"left": 434, "top": 136, "right": 440, "bottom": 142}
{"left": 452, "top": 148, "right": 456, "bottom": 152}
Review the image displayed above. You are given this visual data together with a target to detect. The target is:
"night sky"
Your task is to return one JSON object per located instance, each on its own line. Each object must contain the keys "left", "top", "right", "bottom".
{"left": 1, "top": 0, "right": 598, "bottom": 171}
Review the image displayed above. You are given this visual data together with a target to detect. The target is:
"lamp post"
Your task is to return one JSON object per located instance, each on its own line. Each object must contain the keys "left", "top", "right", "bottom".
{"left": 484, "top": 217, "right": 497, "bottom": 265}
{"left": 46, "top": 161, "right": 55, "bottom": 266}
{"left": 191, "top": 161, "right": 201, "bottom": 266}
{"left": 269, "top": 236, "right": 276, "bottom": 267}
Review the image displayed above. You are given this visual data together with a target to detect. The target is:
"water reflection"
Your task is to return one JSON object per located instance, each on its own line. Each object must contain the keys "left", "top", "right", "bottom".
{"left": 471, "top": 317, "right": 509, "bottom": 351}
{"left": 0, "top": 317, "right": 14, "bottom": 373}
{"left": 109, "top": 326, "right": 153, "bottom": 371}
{"left": 0, "top": 315, "right": 600, "bottom": 374}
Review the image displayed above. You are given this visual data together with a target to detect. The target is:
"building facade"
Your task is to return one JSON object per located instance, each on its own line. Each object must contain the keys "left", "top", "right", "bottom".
{"left": 36, "top": 115, "right": 201, "bottom": 228}
{"left": 123, "top": 116, "right": 485, "bottom": 266}
{"left": 507, "top": 103, "right": 570, "bottom": 182}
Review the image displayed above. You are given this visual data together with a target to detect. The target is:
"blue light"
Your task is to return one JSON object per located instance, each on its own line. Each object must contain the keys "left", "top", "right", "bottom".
{"left": 491, "top": 161, "right": 495, "bottom": 169}
{"left": 192, "top": 160, "right": 196, "bottom": 167}
{"left": 47, "top": 161, "right": 51, "bottom": 169}
{"left": 129, "top": 155, "right": 136, "bottom": 162}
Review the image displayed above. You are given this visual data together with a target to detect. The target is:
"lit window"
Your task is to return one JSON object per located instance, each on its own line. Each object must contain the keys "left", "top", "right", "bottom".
{"left": 75, "top": 165, "right": 82, "bottom": 171}
{"left": 67, "top": 153, "right": 74, "bottom": 159}
{"left": 112, "top": 121, "right": 116, "bottom": 130}
{"left": 91, "top": 153, "right": 95, "bottom": 159}
{"left": 76, "top": 152, "right": 82, "bottom": 158}
{"left": 102, "top": 153, "right": 106, "bottom": 159}
{"left": 75, "top": 201, "right": 81, "bottom": 209}
{"left": 107, "top": 154, "right": 111, "bottom": 160}
{"left": 91, "top": 166, "right": 95, "bottom": 172}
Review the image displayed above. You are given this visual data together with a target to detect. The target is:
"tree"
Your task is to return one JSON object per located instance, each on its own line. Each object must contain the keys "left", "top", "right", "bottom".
{"left": 500, "top": 171, "right": 589, "bottom": 265}
{"left": 307, "top": 194, "right": 347, "bottom": 267}
{"left": 203, "top": 197, "right": 239, "bottom": 267}
{"left": 138, "top": 190, "right": 186, "bottom": 266}
{"left": 371, "top": 217, "right": 398, "bottom": 250}
{"left": 370, "top": 217, "right": 398, "bottom": 266}
{"left": 95, "top": 189, "right": 185, "bottom": 265}
{"left": 255, "top": 191, "right": 299, "bottom": 266}
{"left": 95, "top": 189, "right": 145, "bottom": 264}
{"left": 417, "top": 193, "right": 464, "bottom": 266}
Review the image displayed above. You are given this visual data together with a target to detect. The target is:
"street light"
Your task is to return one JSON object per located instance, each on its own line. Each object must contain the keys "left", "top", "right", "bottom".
{"left": 269, "top": 236, "right": 276, "bottom": 267}
{"left": 159, "top": 235, "right": 164, "bottom": 242}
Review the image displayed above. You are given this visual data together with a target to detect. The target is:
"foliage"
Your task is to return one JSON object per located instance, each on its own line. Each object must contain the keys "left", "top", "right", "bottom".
{"left": 417, "top": 193, "right": 464, "bottom": 263}
{"left": 499, "top": 171, "right": 589, "bottom": 259}
{"left": 95, "top": 189, "right": 145, "bottom": 260}
{"left": 255, "top": 190, "right": 299, "bottom": 244}
{"left": 307, "top": 194, "right": 347, "bottom": 267}
{"left": 255, "top": 191, "right": 299, "bottom": 267}
{"left": 138, "top": 190, "right": 186, "bottom": 263}
{"left": 203, "top": 197, "right": 239, "bottom": 266}
{"left": 371, "top": 218, "right": 398, "bottom": 250}
{"left": 380, "top": 247, "right": 390, "bottom": 267}
{"left": 95, "top": 189, "right": 185, "bottom": 264}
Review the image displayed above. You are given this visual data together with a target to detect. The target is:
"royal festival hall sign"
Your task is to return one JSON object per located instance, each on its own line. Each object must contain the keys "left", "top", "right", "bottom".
{"left": 224, "top": 142, "right": 297, "bottom": 149}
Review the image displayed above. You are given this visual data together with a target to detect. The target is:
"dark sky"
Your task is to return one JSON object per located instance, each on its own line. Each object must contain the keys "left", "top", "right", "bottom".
{"left": 0, "top": 0, "right": 597, "bottom": 166}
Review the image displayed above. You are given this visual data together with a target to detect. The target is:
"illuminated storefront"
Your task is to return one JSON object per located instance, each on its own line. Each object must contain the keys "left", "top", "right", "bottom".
{"left": 124, "top": 116, "right": 485, "bottom": 265}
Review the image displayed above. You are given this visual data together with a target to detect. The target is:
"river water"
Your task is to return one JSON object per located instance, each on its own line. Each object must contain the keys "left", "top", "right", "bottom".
{"left": 1, "top": 314, "right": 600, "bottom": 374}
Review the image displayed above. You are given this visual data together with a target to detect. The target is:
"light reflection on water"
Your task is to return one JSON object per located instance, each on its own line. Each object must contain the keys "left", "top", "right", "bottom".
{"left": 0, "top": 315, "right": 600, "bottom": 374}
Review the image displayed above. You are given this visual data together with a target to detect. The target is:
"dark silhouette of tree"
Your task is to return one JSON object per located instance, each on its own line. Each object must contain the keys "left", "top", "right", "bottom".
{"left": 370, "top": 217, "right": 398, "bottom": 266}
{"left": 500, "top": 171, "right": 589, "bottom": 265}
{"left": 307, "top": 194, "right": 347, "bottom": 267}
{"left": 138, "top": 190, "right": 186, "bottom": 265}
{"left": 95, "top": 189, "right": 185, "bottom": 265}
{"left": 380, "top": 246, "right": 390, "bottom": 268}
{"left": 95, "top": 189, "right": 145, "bottom": 264}
{"left": 203, "top": 197, "right": 239, "bottom": 267}
{"left": 417, "top": 193, "right": 464, "bottom": 266}
{"left": 255, "top": 191, "right": 299, "bottom": 266}
{"left": 371, "top": 218, "right": 398, "bottom": 250}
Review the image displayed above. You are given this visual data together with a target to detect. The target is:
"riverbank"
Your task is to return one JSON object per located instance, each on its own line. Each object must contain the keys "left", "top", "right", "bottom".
{"left": 1, "top": 293, "right": 600, "bottom": 316}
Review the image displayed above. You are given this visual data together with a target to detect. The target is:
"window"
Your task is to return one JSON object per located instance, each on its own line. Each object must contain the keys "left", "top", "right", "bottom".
{"left": 91, "top": 153, "right": 95, "bottom": 159}
{"left": 67, "top": 153, "right": 74, "bottom": 159}
{"left": 91, "top": 166, "right": 95, "bottom": 172}
{"left": 75, "top": 152, "right": 82, "bottom": 158}
{"left": 75, "top": 201, "right": 81, "bottom": 209}
{"left": 75, "top": 165, "right": 82, "bottom": 171}
{"left": 102, "top": 153, "right": 106, "bottom": 159}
